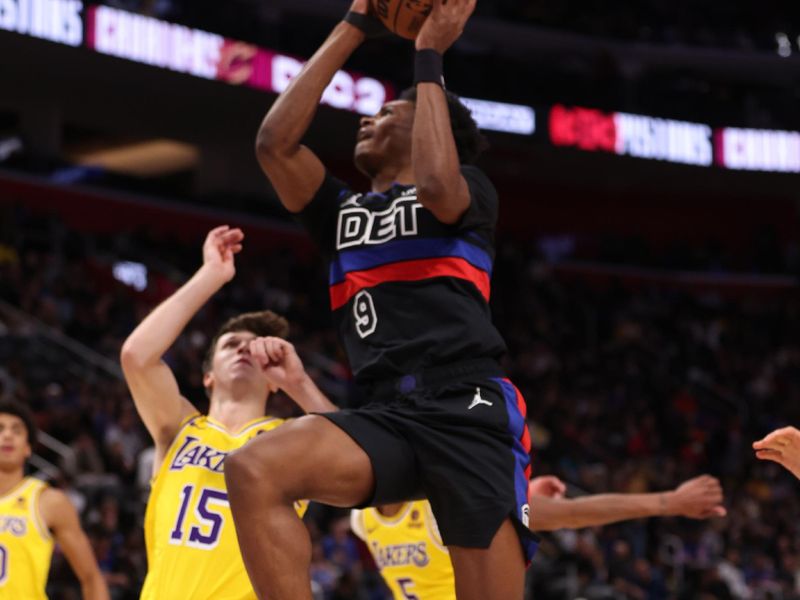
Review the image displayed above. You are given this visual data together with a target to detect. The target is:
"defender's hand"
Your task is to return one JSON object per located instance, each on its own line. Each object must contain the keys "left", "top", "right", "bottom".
{"left": 415, "top": 0, "right": 476, "bottom": 53}
{"left": 201, "top": 226, "right": 244, "bottom": 284}
{"left": 249, "top": 337, "right": 307, "bottom": 392}
{"left": 754, "top": 426, "right": 800, "bottom": 480}
{"left": 664, "top": 475, "right": 726, "bottom": 519}
{"left": 528, "top": 476, "right": 567, "bottom": 501}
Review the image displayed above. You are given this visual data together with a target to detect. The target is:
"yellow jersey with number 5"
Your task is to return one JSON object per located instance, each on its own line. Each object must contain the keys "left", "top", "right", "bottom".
{"left": 0, "top": 477, "right": 53, "bottom": 600}
{"left": 141, "top": 414, "right": 307, "bottom": 600}
{"left": 352, "top": 501, "right": 455, "bottom": 600}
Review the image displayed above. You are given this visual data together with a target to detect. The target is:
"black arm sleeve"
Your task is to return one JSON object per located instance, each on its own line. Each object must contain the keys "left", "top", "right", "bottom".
{"left": 295, "top": 173, "right": 353, "bottom": 254}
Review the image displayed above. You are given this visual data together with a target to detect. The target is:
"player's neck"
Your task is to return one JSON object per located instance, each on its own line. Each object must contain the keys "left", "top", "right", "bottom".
{"left": 208, "top": 393, "right": 267, "bottom": 433}
{"left": 371, "top": 164, "right": 414, "bottom": 194}
{"left": 377, "top": 503, "right": 405, "bottom": 517}
{"left": 0, "top": 468, "right": 25, "bottom": 497}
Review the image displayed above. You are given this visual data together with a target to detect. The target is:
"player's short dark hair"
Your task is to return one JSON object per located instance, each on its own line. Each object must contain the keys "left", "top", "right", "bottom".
{"left": 0, "top": 400, "right": 37, "bottom": 445}
{"left": 399, "top": 87, "right": 489, "bottom": 165}
{"left": 202, "top": 311, "right": 289, "bottom": 374}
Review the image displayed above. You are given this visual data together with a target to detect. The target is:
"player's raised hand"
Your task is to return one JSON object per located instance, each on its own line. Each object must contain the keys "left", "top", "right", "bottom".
{"left": 416, "top": 0, "right": 477, "bottom": 53}
{"left": 202, "top": 226, "right": 244, "bottom": 283}
{"left": 249, "top": 337, "right": 307, "bottom": 392}
{"left": 528, "top": 476, "right": 567, "bottom": 501}
{"left": 754, "top": 426, "right": 800, "bottom": 480}
{"left": 665, "top": 475, "right": 727, "bottom": 519}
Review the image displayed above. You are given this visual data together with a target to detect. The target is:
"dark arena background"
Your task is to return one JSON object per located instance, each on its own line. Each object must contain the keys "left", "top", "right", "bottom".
{"left": 1, "top": 1, "right": 800, "bottom": 598}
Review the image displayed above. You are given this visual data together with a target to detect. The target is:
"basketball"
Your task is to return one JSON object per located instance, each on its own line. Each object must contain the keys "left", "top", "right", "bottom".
{"left": 371, "top": 0, "right": 433, "bottom": 40}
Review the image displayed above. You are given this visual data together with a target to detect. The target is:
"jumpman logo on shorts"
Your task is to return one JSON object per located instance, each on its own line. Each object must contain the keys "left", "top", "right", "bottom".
{"left": 468, "top": 387, "right": 493, "bottom": 410}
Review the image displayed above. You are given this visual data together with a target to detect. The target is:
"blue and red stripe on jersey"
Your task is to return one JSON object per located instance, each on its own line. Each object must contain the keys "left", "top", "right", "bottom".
{"left": 493, "top": 377, "right": 537, "bottom": 561}
{"left": 329, "top": 237, "right": 493, "bottom": 310}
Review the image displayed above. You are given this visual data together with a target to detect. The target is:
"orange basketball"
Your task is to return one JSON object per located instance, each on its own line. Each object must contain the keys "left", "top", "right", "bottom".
{"left": 371, "top": 0, "right": 433, "bottom": 40}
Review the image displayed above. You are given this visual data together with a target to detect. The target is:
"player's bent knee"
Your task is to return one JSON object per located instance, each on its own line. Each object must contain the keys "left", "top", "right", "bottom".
{"left": 223, "top": 447, "right": 261, "bottom": 492}
{"left": 224, "top": 422, "right": 314, "bottom": 500}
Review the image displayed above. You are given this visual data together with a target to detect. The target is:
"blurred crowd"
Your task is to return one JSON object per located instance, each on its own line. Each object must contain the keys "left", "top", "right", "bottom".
{"left": 94, "top": 1, "right": 799, "bottom": 131}
{"left": 2, "top": 201, "right": 800, "bottom": 599}
{"left": 107, "top": 0, "right": 798, "bottom": 53}
{"left": 476, "top": 0, "right": 797, "bottom": 52}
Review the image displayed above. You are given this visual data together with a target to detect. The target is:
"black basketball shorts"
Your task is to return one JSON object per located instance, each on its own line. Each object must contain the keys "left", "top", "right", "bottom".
{"left": 319, "top": 358, "right": 539, "bottom": 562}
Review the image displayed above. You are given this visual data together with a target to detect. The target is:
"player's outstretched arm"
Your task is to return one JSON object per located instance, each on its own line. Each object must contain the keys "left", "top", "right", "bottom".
{"left": 531, "top": 475, "right": 726, "bottom": 531}
{"left": 249, "top": 337, "right": 338, "bottom": 413}
{"left": 255, "top": 0, "right": 370, "bottom": 212}
{"left": 528, "top": 476, "right": 567, "bottom": 499}
{"left": 412, "top": 0, "right": 476, "bottom": 224}
{"left": 40, "top": 488, "right": 110, "bottom": 600}
{"left": 120, "top": 226, "right": 243, "bottom": 459}
{"left": 753, "top": 426, "right": 800, "bottom": 479}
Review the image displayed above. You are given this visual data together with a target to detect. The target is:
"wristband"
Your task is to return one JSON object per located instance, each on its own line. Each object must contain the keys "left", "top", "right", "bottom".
{"left": 343, "top": 11, "right": 388, "bottom": 38}
{"left": 414, "top": 49, "right": 445, "bottom": 88}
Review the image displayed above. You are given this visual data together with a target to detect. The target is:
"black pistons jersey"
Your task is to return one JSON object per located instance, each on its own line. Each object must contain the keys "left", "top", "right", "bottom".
{"left": 298, "top": 165, "right": 507, "bottom": 384}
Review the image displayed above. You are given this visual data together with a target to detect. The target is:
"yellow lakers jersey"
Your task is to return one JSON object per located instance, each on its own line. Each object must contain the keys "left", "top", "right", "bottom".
{"left": 352, "top": 501, "right": 455, "bottom": 600}
{"left": 0, "top": 477, "right": 53, "bottom": 600}
{"left": 141, "top": 414, "right": 307, "bottom": 600}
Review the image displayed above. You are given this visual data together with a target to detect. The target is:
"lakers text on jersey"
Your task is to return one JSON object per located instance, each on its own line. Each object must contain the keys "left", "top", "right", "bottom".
{"left": 0, "top": 477, "right": 53, "bottom": 600}
{"left": 140, "top": 414, "right": 307, "bottom": 600}
{"left": 353, "top": 500, "right": 455, "bottom": 600}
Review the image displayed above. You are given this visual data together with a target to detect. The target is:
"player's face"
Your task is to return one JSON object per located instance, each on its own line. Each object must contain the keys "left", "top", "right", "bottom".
{"left": 0, "top": 414, "right": 31, "bottom": 470}
{"left": 354, "top": 100, "right": 414, "bottom": 177}
{"left": 204, "top": 331, "right": 271, "bottom": 396}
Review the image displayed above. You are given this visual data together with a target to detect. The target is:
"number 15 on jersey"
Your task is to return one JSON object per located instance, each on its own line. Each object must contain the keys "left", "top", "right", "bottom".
{"left": 170, "top": 485, "right": 227, "bottom": 550}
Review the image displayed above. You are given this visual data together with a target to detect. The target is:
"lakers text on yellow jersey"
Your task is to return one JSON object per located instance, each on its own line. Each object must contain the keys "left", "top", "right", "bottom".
{"left": 352, "top": 500, "right": 454, "bottom": 600}
{"left": 0, "top": 477, "right": 53, "bottom": 600}
{"left": 141, "top": 414, "right": 307, "bottom": 600}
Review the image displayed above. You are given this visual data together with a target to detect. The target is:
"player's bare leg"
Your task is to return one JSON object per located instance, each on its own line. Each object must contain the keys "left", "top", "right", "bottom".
{"left": 449, "top": 518, "right": 526, "bottom": 600}
{"left": 225, "top": 415, "right": 374, "bottom": 600}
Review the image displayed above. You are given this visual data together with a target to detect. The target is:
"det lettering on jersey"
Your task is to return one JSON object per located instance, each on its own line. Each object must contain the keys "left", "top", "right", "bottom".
{"left": 370, "top": 541, "right": 430, "bottom": 568}
{"left": 169, "top": 436, "right": 227, "bottom": 473}
{"left": 0, "top": 515, "right": 27, "bottom": 536}
{"left": 336, "top": 191, "right": 421, "bottom": 250}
